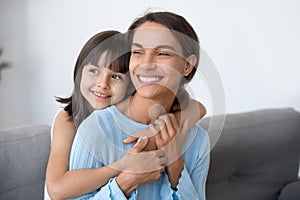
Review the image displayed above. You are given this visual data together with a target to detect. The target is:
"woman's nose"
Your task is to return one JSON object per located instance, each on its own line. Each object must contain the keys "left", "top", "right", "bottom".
{"left": 140, "top": 52, "right": 156, "bottom": 69}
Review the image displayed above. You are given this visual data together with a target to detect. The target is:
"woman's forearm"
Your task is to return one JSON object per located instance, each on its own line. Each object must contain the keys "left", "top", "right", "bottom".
{"left": 165, "top": 157, "right": 184, "bottom": 189}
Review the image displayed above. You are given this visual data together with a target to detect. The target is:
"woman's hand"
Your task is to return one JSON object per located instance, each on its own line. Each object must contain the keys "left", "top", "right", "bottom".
{"left": 153, "top": 113, "right": 191, "bottom": 189}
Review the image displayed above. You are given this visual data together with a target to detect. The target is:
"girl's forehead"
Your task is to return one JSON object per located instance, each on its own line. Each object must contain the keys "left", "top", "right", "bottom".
{"left": 96, "top": 51, "right": 116, "bottom": 68}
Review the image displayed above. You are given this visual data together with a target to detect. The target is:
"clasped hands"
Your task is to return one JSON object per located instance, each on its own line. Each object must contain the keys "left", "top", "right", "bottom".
{"left": 110, "top": 113, "right": 190, "bottom": 196}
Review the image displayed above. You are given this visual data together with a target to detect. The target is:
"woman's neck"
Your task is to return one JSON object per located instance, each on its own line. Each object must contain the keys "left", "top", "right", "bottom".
{"left": 117, "top": 93, "right": 175, "bottom": 125}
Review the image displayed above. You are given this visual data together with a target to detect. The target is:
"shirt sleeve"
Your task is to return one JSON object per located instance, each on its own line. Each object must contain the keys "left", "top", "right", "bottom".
{"left": 160, "top": 130, "right": 210, "bottom": 200}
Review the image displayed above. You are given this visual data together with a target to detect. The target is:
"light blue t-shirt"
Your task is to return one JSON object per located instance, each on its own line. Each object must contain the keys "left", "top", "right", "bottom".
{"left": 69, "top": 106, "right": 210, "bottom": 200}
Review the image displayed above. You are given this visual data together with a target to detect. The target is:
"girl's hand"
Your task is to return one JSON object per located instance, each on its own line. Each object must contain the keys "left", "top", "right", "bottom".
{"left": 112, "top": 137, "right": 166, "bottom": 173}
{"left": 116, "top": 168, "right": 162, "bottom": 197}
{"left": 123, "top": 128, "right": 158, "bottom": 151}
{"left": 115, "top": 137, "right": 165, "bottom": 197}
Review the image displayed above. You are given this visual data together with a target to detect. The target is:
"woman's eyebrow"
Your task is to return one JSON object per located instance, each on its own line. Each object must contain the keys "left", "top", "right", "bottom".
{"left": 156, "top": 45, "right": 176, "bottom": 52}
{"left": 132, "top": 43, "right": 176, "bottom": 52}
{"left": 132, "top": 43, "right": 143, "bottom": 48}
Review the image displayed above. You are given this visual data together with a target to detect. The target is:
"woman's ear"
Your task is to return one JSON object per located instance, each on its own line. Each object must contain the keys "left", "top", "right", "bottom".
{"left": 183, "top": 55, "right": 197, "bottom": 76}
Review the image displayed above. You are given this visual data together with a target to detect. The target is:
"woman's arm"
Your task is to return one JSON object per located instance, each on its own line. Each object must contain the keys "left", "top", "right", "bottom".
{"left": 45, "top": 110, "right": 120, "bottom": 199}
{"left": 152, "top": 99, "right": 205, "bottom": 189}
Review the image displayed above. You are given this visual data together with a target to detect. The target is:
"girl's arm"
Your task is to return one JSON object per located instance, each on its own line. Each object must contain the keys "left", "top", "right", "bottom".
{"left": 174, "top": 98, "right": 206, "bottom": 129}
{"left": 45, "top": 110, "right": 120, "bottom": 200}
{"left": 123, "top": 99, "right": 206, "bottom": 146}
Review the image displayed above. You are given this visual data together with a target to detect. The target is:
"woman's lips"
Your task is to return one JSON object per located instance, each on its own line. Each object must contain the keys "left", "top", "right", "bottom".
{"left": 138, "top": 75, "right": 163, "bottom": 83}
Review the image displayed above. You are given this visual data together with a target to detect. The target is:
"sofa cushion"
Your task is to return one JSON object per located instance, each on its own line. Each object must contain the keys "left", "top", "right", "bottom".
{"left": 278, "top": 179, "right": 300, "bottom": 200}
{"left": 200, "top": 108, "right": 300, "bottom": 200}
{"left": 0, "top": 124, "right": 51, "bottom": 200}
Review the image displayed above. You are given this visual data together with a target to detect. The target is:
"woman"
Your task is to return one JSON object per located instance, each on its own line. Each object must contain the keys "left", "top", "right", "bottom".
{"left": 69, "top": 11, "right": 210, "bottom": 200}
{"left": 45, "top": 29, "right": 206, "bottom": 199}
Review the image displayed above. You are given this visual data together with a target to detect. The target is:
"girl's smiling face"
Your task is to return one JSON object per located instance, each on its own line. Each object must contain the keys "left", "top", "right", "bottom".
{"left": 129, "top": 22, "right": 193, "bottom": 100}
{"left": 80, "top": 52, "right": 129, "bottom": 109}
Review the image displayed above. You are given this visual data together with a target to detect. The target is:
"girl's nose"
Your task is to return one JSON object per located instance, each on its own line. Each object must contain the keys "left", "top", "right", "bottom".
{"left": 96, "top": 71, "right": 110, "bottom": 89}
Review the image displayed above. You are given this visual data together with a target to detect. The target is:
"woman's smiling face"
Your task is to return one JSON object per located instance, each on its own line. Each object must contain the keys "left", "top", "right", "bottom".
{"left": 129, "top": 22, "right": 190, "bottom": 100}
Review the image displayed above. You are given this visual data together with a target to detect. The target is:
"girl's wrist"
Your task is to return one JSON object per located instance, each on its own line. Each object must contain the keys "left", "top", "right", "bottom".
{"left": 116, "top": 173, "right": 136, "bottom": 197}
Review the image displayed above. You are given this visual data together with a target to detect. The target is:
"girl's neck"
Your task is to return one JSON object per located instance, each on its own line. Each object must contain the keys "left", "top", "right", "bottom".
{"left": 117, "top": 93, "right": 175, "bottom": 125}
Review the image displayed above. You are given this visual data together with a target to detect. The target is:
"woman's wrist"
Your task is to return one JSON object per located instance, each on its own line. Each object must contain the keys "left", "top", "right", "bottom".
{"left": 166, "top": 157, "right": 184, "bottom": 189}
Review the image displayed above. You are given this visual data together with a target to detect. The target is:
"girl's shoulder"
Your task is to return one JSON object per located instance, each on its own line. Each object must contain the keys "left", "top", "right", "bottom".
{"left": 51, "top": 109, "right": 75, "bottom": 139}
{"left": 54, "top": 109, "right": 73, "bottom": 126}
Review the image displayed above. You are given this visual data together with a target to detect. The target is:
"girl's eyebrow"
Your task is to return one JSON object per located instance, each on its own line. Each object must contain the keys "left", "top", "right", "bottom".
{"left": 132, "top": 43, "right": 176, "bottom": 52}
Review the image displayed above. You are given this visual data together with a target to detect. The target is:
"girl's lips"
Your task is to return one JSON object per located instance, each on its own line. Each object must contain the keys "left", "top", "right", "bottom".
{"left": 93, "top": 91, "right": 111, "bottom": 98}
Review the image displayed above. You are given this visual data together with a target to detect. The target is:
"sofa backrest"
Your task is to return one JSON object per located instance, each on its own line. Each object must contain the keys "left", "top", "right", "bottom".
{"left": 0, "top": 124, "right": 51, "bottom": 200}
{"left": 200, "top": 108, "right": 300, "bottom": 200}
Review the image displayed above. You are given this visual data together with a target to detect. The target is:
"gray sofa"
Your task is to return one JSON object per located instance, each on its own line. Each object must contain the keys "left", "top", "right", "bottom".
{"left": 0, "top": 108, "right": 299, "bottom": 200}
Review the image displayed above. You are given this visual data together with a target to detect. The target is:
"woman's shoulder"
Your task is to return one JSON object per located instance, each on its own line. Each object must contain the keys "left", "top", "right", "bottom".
{"left": 186, "top": 125, "right": 210, "bottom": 150}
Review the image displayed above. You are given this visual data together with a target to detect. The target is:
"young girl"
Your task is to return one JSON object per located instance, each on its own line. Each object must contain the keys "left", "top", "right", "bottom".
{"left": 69, "top": 11, "right": 209, "bottom": 200}
{"left": 45, "top": 30, "right": 131, "bottom": 199}
{"left": 45, "top": 30, "right": 206, "bottom": 199}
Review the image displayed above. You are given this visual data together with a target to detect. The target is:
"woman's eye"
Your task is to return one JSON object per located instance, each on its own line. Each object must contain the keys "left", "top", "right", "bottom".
{"left": 132, "top": 50, "right": 143, "bottom": 55}
{"left": 112, "top": 74, "right": 122, "bottom": 80}
{"left": 158, "top": 52, "right": 170, "bottom": 56}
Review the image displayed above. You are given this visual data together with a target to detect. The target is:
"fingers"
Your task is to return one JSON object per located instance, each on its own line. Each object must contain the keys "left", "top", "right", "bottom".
{"left": 154, "top": 113, "right": 180, "bottom": 148}
{"left": 121, "top": 149, "right": 166, "bottom": 173}
{"left": 156, "top": 149, "right": 168, "bottom": 167}
{"left": 123, "top": 128, "right": 157, "bottom": 144}
{"left": 165, "top": 113, "right": 179, "bottom": 139}
{"left": 129, "top": 137, "right": 148, "bottom": 153}
{"left": 179, "top": 119, "right": 190, "bottom": 140}
{"left": 123, "top": 136, "right": 138, "bottom": 144}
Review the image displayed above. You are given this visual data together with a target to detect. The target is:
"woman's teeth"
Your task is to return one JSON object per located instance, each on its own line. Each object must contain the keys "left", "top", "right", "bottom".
{"left": 139, "top": 76, "right": 161, "bottom": 83}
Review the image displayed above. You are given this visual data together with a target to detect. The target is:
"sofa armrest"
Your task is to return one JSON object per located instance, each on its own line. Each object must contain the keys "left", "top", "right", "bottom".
{"left": 0, "top": 124, "right": 51, "bottom": 199}
{"left": 278, "top": 179, "right": 300, "bottom": 200}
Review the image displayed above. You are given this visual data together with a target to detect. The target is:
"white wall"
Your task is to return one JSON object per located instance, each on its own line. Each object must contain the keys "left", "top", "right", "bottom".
{"left": 1, "top": 0, "right": 300, "bottom": 129}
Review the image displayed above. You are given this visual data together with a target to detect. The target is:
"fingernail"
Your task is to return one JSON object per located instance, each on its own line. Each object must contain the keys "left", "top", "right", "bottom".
{"left": 141, "top": 136, "right": 148, "bottom": 140}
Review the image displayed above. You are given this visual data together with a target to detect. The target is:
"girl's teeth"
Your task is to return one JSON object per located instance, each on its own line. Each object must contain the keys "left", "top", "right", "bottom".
{"left": 94, "top": 92, "right": 108, "bottom": 98}
{"left": 139, "top": 76, "right": 160, "bottom": 83}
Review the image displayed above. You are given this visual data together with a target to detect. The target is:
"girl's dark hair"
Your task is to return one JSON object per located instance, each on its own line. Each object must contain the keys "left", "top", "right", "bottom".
{"left": 56, "top": 30, "right": 131, "bottom": 127}
{"left": 128, "top": 11, "right": 200, "bottom": 111}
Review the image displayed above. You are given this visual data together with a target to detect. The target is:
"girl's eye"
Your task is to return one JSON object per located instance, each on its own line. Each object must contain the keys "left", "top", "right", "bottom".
{"left": 89, "top": 68, "right": 99, "bottom": 75}
{"left": 112, "top": 74, "right": 122, "bottom": 80}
